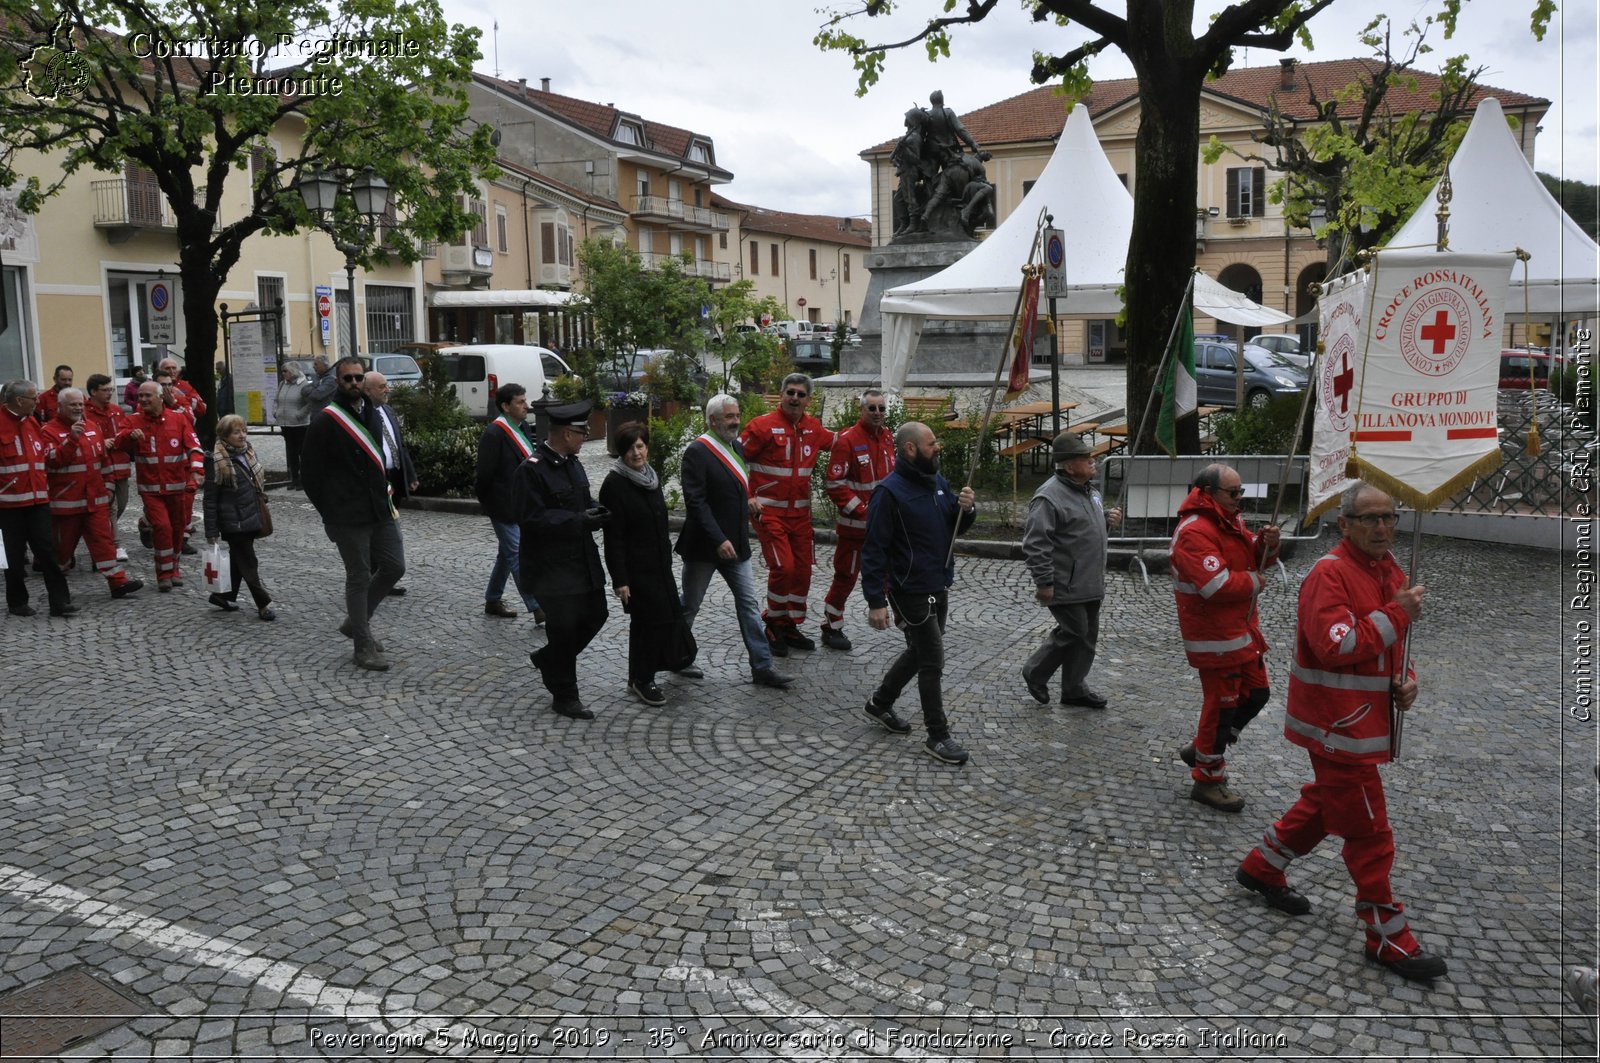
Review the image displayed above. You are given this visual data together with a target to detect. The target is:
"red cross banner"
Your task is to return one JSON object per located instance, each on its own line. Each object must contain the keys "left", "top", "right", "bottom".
{"left": 1305, "top": 269, "right": 1368, "bottom": 524}
{"left": 1343, "top": 248, "right": 1516, "bottom": 510}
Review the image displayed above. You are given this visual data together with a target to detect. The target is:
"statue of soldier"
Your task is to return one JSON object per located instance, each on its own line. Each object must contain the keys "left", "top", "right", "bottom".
{"left": 924, "top": 89, "right": 979, "bottom": 167}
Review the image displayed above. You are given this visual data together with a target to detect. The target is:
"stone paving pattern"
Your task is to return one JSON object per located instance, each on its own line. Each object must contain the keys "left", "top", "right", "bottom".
{"left": 0, "top": 440, "right": 1593, "bottom": 1060}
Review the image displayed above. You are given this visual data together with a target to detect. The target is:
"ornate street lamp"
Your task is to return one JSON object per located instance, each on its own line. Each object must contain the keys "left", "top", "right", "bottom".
{"left": 298, "top": 165, "right": 391, "bottom": 356}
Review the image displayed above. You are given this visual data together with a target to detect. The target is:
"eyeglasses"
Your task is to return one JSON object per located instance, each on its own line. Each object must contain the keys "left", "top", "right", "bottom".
{"left": 784, "top": 389, "right": 809, "bottom": 398}
{"left": 341, "top": 373, "right": 365, "bottom": 382}
{"left": 1347, "top": 512, "right": 1400, "bottom": 528}
{"left": 864, "top": 404, "right": 886, "bottom": 412}
{"left": 1215, "top": 486, "right": 1245, "bottom": 498}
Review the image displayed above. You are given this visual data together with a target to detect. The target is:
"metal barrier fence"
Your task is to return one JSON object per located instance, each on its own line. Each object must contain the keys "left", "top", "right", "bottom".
{"left": 1445, "top": 391, "right": 1596, "bottom": 517}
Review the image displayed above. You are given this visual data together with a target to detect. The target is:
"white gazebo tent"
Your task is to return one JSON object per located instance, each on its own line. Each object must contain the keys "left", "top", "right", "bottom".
{"left": 1388, "top": 97, "right": 1600, "bottom": 318}
{"left": 877, "top": 104, "right": 1133, "bottom": 389}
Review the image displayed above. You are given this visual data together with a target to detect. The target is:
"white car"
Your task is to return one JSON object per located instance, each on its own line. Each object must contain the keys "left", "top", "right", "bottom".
{"left": 1245, "top": 333, "right": 1308, "bottom": 369}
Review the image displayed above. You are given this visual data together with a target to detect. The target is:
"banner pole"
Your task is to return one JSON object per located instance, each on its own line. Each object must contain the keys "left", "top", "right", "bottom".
{"left": 1126, "top": 270, "right": 1199, "bottom": 463}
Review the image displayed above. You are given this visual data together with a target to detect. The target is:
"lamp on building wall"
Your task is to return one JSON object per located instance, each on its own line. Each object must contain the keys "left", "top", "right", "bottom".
{"left": 297, "top": 164, "right": 391, "bottom": 356}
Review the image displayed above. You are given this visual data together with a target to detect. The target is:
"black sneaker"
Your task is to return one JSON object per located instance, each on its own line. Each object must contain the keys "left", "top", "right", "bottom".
{"left": 782, "top": 628, "right": 816, "bottom": 651}
{"left": 864, "top": 698, "right": 911, "bottom": 734}
{"left": 629, "top": 680, "right": 667, "bottom": 707}
{"left": 1234, "top": 866, "right": 1311, "bottom": 915}
{"left": 924, "top": 736, "right": 969, "bottom": 765}
{"left": 110, "top": 579, "right": 143, "bottom": 599}
{"left": 821, "top": 628, "right": 852, "bottom": 651}
{"left": 49, "top": 603, "right": 80, "bottom": 618}
{"left": 1368, "top": 948, "right": 1448, "bottom": 983}
{"left": 8, "top": 604, "right": 36, "bottom": 617}
{"left": 208, "top": 592, "right": 240, "bottom": 612}
{"left": 765, "top": 627, "right": 790, "bottom": 658}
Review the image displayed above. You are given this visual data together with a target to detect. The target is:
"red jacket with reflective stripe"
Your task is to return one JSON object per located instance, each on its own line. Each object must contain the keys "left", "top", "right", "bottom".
{"left": 1284, "top": 541, "right": 1413, "bottom": 765}
{"left": 1169, "top": 487, "right": 1274, "bottom": 669}
{"left": 114, "top": 408, "right": 203, "bottom": 494}
{"left": 0, "top": 405, "right": 53, "bottom": 507}
{"left": 173, "top": 379, "right": 206, "bottom": 420}
{"left": 824, "top": 420, "right": 895, "bottom": 533}
{"left": 40, "top": 418, "right": 111, "bottom": 513}
{"left": 740, "top": 409, "right": 834, "bottom": 509}
{"left": 84, "top": 401, "right": 131, "bottom": 482}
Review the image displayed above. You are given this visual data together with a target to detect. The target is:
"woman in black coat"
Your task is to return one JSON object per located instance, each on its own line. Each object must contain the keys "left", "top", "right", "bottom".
{"left": 203, "top": 414, "right": 275, "bottom": 620}
{"left": 599, "top": 422, "right": 688, "bottom": 706}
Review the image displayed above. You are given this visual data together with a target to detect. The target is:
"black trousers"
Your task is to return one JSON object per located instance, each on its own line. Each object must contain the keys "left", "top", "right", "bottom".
{"left": 282, "top": 425, "right": 308, "bottom": 486}
{"left": 873, "top": 589, "right": 951, "bottom": 740}
{"left": 533, "top": 591, "right": 608, "bottom": 700}
{"left": 1, "top": 504, "right": 69, "bottom": 612}
{"left": 222, "top": 532, "right": 271, "bottom": 608}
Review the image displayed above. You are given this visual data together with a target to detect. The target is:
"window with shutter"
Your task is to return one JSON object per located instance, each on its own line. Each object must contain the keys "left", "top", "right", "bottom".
{"left": 750, "top": 241, "right": 759, "bottom": 275}
{"left": 770, "top": 244, "right": 779, "bottom": 276}
{"left": 843, "top": 254, "right": 850, "bottom": 283}
{"left": 541, "top": 222, "right": 555, "bottom": 264}
{"left": 809, "top": 249, "right": 817, "bottom": 279}
{"left": 1252, "top": 167, "right": 1266, "bottom": 217}
{"left": 125, "top": 163, "right": 162, "bottom": 226}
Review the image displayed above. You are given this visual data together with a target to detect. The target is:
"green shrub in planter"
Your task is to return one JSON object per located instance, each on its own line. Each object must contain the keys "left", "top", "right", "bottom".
{"left": 1214, "top": 395, "right": 1305, "bottom": 454}
{"left": 408, "top": 425, "right": 480, "bottom": 497}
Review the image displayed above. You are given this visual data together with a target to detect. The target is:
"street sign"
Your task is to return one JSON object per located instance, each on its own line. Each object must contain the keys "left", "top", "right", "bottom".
{"left": 797, "top": 297, "right": 807, "bottom": 308}
{"left": 315, "top": 285, "right": 333, "bottom": 347}
{"left": 146, "top": 281, "right": 175, "bottom": 344}
{"left": 1043, "top": 228, "right": 1067, "bottom": 298}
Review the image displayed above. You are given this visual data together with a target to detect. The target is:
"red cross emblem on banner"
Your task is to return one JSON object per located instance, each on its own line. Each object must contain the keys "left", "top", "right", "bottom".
{"left": 1332, "top": 353, "right": 1354, "bottom": 413}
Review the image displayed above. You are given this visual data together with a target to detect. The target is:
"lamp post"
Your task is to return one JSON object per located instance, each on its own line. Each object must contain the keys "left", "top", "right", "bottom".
{"left": 298, "top": 164, "right": 391, "bottom": 357}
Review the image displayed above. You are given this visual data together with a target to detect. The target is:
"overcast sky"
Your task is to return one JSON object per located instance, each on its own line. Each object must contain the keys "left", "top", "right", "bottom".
{"left": 440, "top": 0, "right": 1597, "bottom": 219}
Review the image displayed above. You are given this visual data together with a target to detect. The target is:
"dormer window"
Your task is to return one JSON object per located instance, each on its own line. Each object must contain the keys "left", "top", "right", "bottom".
{"left": 688, "top": 141, "right": 711, "bottom": 165}
{"left": 616, "top": 120, "right": 643, "bottom": 146}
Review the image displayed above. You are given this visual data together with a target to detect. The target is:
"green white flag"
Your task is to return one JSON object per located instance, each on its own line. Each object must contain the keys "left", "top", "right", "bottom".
{"left": 1155, "top": 293, "right": 1196, "bottom": 457}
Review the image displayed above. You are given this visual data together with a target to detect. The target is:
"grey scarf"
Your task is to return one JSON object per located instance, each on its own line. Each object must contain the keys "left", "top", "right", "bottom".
{"left": 609, "top": 458, "right": 659, "bottom": 492}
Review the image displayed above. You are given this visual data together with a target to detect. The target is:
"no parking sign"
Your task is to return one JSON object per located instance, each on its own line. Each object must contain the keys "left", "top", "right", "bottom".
{"left": 146, "top": 281, "right": 175, "bottom": 344}
{"left": 1042, "top": 227, "right": 1067, "bottom": 298}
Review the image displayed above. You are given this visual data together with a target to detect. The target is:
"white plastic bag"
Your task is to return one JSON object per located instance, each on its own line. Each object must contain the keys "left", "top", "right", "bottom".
{"left": 202, "top": 541, "right": 230, "bottom": 594}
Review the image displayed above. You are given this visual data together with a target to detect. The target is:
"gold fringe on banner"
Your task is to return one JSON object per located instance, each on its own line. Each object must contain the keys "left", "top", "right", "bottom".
{"left": 1343, "top": 440, "right": 1360, "bottom": 481}
{"left": 1526, "top": 419, "right": 1542, "bottom": 457}
{"left": 1353, "top": 446, "right": 1506, "bottom": 513}
{"left": 1302, "top": 494, "right": 1341, "bottom": 531}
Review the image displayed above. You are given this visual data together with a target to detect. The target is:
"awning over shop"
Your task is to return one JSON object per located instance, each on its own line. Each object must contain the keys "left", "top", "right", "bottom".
{"left": 430, "top": 289, "right": 576, "bottom": 309}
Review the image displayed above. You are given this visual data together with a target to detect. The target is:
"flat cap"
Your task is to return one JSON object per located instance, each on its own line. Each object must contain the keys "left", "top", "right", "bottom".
{"left": 1051, "top": 432, "right": 1093, "bottom": 461}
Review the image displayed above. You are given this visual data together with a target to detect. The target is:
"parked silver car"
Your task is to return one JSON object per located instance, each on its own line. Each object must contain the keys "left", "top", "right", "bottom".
{"left": 1194, "top": 341, "right": 1307, "bottom": 408}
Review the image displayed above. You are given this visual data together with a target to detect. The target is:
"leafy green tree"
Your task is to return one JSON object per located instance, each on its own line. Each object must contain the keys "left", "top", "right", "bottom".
{"left": 1205, "top": 16, "right": 1484, "bottom": 275}
{"left": 705, "top": 278, "right": 784, "bottom": 393}
{"left": 1537, "top": 173, "right": 1599, "bottom": 240}
{"left": 0, "top": 0, "right": 496, "bottom": 441}
{"left": 816, "top": 0, "right": 1554, "bottom": 453}
{"left": 573, "top": 238, "right": 711, "bottom": 398}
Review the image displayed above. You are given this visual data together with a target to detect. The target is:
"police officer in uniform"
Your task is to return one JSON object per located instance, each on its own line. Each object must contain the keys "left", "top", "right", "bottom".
{"left": 516, "top": 401, "right": 609, "bottom": 719}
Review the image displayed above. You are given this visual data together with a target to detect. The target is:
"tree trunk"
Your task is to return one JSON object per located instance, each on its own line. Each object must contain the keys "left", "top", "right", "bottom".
{"left": 179, "top": 238, "right": 222, "bottom": 447}
{"left": 1122, "top": 4, "right": 1204, "bottom": 455}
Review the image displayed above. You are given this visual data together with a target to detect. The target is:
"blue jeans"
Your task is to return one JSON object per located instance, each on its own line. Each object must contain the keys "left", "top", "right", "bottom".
{"left": 681, "top": 556, "right": 774, "bottom": 675}
{"left": 323, "top": 519, "right": 405, "bottom": 649}
{"left": 486, "top": 519, "right": 539, "bottom": 611}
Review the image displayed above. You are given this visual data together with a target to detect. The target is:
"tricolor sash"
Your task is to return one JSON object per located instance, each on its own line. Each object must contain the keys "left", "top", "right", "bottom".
{"left": 325, "top": 404, "right": 397, "bottom": 518}
{"left": 696, "top": 432, "right": 748, "bottom": 491}
{"left": 495, "top": 416, "right": 534, "bottom": 459}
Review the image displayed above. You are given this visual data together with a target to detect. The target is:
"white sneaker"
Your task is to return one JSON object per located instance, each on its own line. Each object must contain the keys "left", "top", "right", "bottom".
{"left": 115, "top": 547, "right": 129, "bottom": 562}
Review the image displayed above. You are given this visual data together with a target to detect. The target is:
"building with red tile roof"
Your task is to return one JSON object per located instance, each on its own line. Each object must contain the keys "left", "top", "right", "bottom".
{"left": 712, "top": 196, "right": 872, "bottom": 326}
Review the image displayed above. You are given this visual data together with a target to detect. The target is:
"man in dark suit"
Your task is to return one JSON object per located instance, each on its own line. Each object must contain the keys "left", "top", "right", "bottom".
{"left": 475, "top": 382, "right": 542, "bottom": 622}
{"left": 363, "top": 371, "right": 416, "bottom": 596}
{"left": 303, "top": 357, "right": 404, "bottom": 671}
{"left": 516, "top": 400, "right": 609, "bottom": 720}
{"left": 676, "top": 393, "right": 791, "bottom": 689}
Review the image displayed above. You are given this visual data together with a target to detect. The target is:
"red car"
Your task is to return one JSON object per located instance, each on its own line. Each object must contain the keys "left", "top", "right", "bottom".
{"left": 1499, "top": 349, "right": 1564, "bottom": 389}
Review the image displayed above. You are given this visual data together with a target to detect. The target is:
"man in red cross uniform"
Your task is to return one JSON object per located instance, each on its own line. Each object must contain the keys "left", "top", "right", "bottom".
{"left": 157, "top": 356, "right": 207, "bottom": 422}
{"left": 740, "top": 372, "right": 835, "bottom": 655}
{"left": 819, "top": 387, "right": 895, "bottom": 651}
{"left": 83, "top": 374, "right": 132, "bottom": 560}
{"left": 1, "top": 380, "right": 75, "bottom": 617}
{"left": 114, "top": 379, "right": 203, "bottom": 590}
{"left": 1170, "top": 463, "right": 1279, "bottom": 814}
{"left": 33, "top": 364, "right": 73, "bottom": 423}
{"left": 41, "top": 388, "right": 142, "bottom": 599}
{"left": 1234, "top": 481, "right": 1447, "bottom": 984}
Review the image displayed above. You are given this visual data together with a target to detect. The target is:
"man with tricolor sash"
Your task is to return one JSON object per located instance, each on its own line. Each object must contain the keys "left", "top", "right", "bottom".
{"left": 676, "top": 393, "right": 791, "bottom": 690}
{"left": 302, "top": 356, "right": 406, "bottom": 673}
{"left": 475, "top": 382, "right": 543, "bottom": 623}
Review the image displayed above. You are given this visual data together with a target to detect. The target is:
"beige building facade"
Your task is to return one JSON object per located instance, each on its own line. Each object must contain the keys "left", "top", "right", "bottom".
{"left": 862, "top": 59, "right": 1547, "bottom": 362}
{"left": 713, "top": 198, "right": 871, "bottom": 327}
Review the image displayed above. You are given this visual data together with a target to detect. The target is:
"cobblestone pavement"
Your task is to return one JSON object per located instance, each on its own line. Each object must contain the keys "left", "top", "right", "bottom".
{"left": 0, "top": 480, "right": 1593, "bottom": 1061}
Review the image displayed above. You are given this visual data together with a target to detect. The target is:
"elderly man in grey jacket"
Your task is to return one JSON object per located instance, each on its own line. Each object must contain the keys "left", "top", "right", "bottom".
{"left": 1020, "top": 432, "right": 1121, "bottom": 709}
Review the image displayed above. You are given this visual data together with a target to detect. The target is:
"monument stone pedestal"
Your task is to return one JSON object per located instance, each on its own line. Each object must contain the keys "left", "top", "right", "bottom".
{"left": 843, "top": 237, "right": 1030, "bottom": 381}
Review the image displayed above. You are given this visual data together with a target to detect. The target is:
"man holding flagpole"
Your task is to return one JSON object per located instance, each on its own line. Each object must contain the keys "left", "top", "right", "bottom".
{"left": 1234, "top": 480, "right": 1445, "bottom": 984}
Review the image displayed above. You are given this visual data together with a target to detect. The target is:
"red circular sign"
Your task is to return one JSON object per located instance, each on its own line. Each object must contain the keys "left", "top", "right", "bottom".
{"left": 317, "top": 294, "right": 332, "bottom": 318}
{"left": 797, "top": 298, "right": 806, "bottom": 308}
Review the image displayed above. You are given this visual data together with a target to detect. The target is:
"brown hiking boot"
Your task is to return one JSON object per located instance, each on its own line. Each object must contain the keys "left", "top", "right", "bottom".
{"left": 1190, "top": 781, "right": 1245, "bottom": 813}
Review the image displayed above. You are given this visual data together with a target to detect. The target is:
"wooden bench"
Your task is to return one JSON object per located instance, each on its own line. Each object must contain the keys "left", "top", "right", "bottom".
{"left": 901, "top": 395, "right": 956, "bottom": 421}
{"left": 1089, "top": 440, "right": 1114, "bottom": 458}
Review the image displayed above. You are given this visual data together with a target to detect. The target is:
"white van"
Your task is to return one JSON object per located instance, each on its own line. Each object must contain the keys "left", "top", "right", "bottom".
{"left": 768, "top": 320, "right": 815, "bottom": 340}
{"left": 435, "top": 344, "right": 573, "bottom": 420}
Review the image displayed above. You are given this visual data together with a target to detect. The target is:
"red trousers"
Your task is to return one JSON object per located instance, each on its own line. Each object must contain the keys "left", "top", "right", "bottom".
{"left": 1241, "top": 752, "right": 1421, "bottom": 959}
{"left": 821, "top": 532, "right": 864, "bottom": 632}
{"left": 141, "top": 492, "right": 187, "bottom": 583}
{"left": 755, "top": 511, "right": 814, "bottom": 629}
{"left": 53, "top": 508, "right": 127, "bottom": 588}
{"left": 1190, "top": 656, "right": 1268, "bottom": 783}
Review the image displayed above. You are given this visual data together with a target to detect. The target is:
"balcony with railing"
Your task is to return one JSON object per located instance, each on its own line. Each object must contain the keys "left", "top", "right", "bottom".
{"left": 92, "top": 177, "right": 177, "bottom": 238}
{"left": 632, "top": 195, "right": 728, "bottom": 232}
{"left": 637, "top": 252, "right": 732, "bottom": 282}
